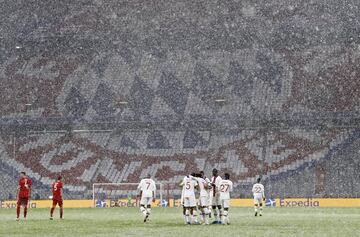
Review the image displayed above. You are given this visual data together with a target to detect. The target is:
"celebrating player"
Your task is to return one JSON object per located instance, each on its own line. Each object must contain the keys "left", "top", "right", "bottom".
{"left": 50, "top": 176, "right": 64, "bottom": 220}
{"left": 16, "top": 171, "right": 32, "bottom": 221}
{"left": 196, "top": 172, "right": 211, "bottom": 225}
{"left": 252, "top": 177, "right": 265, "bottom": 216}
{"left": 209, "top": 168, "right": 222, "bottom": 224}
{"left": 137, "top": 175, "right": 156, "bottom": 222}
{"left": 181, "top": 174, "right": 199, "bottom": 224}
{"left": 219, "top": 173, "right": 233, "bottom": 225}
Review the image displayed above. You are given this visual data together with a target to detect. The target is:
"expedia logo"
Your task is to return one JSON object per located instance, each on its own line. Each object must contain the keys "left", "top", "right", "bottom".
{"left": 279, "top": 198, "right": 320, "bottom": 207}
{"left": 0, "top": 201, "right": 37, "bottom": 208}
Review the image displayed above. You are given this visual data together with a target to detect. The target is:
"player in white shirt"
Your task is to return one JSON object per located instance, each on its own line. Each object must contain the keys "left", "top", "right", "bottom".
{"left": 200, "top": 171, "right": 212, "bottom": 218}
{"left": 179, "top": 178, "right": 187, "bottom": 224}
{"left": 180, "top": 174, "right": 199, "bottom": 224}
{"left": 252, "top": 177, "right": 265, "bottom": 216}
{"left": 219, "top": 173, "right": 233, "bottom": 225}
{"left": 179, "top": 174, "right": 196, "bottom": 224}
{"left": 196, "top": 172, "right": 211, "bottom": 225}
{"left": 209, "top": 168, "right": 222, "bottom": 224}
{"left": 137, "top": 175, "right": 156, "bottom": 222}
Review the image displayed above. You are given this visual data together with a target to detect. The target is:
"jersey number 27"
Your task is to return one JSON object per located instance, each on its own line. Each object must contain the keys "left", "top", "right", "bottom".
{"left": 220, "top": 184, "right": 229, "bottom": 192}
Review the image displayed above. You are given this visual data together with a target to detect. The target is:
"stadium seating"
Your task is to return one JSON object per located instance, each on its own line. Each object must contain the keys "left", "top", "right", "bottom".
{"left": 1, "top": 128, "right": 359, "bottom": 200}
{"left": 1, "top": 1, "right": 360, "bottom": 120}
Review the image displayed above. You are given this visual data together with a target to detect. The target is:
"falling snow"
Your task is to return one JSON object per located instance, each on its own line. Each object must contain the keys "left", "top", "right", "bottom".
{"left": 0, "top": 0, "right": 359, "bottom": 200}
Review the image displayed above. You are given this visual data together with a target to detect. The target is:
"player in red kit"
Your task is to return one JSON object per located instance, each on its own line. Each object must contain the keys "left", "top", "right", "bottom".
{"left": 50, "top": 176, "right": 64, "bottom": 220}
{"left": 16, "top": 172, "right": 32, "bottom": 221}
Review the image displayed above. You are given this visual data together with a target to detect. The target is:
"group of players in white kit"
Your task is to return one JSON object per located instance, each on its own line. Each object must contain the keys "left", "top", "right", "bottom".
{"left": 136, "top": 168, "right": 265, "bottom": 225}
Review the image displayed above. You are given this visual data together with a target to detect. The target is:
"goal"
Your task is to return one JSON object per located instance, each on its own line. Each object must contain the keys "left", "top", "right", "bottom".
{"left": 92, "top": 183, "right": 164, "bottom": 208}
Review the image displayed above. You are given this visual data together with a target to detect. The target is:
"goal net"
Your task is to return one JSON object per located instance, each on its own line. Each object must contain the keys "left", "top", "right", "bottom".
{"left": 92, "top": 183, "right": 164, "bottom": 208}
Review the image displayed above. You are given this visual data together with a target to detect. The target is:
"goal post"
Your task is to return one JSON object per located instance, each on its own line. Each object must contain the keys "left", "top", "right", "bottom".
{"left": 92, "top": 183, "right": 164, "bottom": 208}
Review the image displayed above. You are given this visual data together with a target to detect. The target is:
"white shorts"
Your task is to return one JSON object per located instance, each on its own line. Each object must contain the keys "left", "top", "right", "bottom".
{"left": 221, "top": 199, "right": 230, "bottom": 209}
{"left": 183, "top": 196, "right": 197, "bottom": 207}
{"left": 209, "top": 193, "right": 221, "bottom": 206}
{"left": 253, "top": 194, "right": 263, "bottom": 205}
{"left": 199, "top": 196, "right": 209, "bottom": 207}
{"left": 140, "top": 197, "right": 153, "bottom": 206}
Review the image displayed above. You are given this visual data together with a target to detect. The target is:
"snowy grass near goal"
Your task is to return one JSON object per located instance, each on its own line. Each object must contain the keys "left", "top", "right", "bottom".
{"left": 0, "top": 207, "right": 359, "bottom": 237}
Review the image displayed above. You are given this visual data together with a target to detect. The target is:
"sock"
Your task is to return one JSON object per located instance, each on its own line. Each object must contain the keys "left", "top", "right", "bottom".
{"left": 200, "top": 209, "right": 204, "bottom": 222}
{"left": 185, "top": 209, "right": 190, "bottom": 223}
{"left": 16, "top": 205, "right": 20, "bottom": 218}
{"left": 192, "top": 209, "right": 198, "bottom": 223}
{"left": 140, "top": 206, "right": 147, "bottom": 218}
{"left": 259, "top": 206, "right": 263, "bottom": 215}
{"left": 213, "top": 209, "right": 218, "bottom": 221}
{"left": 50, "top": 207, "right": 55, "bottom": 217}
{"left": 147, "top": 208, "right": 151, "bottom": 218}
{"left": 223, "top": 210, "right": 228, "bottom": 224}
{"left": 60, "top": 207, "right": 63, "bottom": 218}
{"left": 203, "top": 208, "right": 209, "bottom": 224}
{"left": 220, "top": 209, "right": 224, "bottom": 223}
{"left": 24, "top": 205, "right": 28, "bottom": 218}
{"left": 214, "top": 209, "right": 220, "bottom": 221}
{"left": 254, "top": 205, "right": 258, "bottom": 213}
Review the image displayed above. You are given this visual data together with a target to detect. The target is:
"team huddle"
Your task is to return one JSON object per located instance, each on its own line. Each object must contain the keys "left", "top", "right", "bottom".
{"left": 16, "top": 170, "right": 265, "bottom": 224}
{"left": 179, "top": 169, "right": 233, "bottom": 225}
{"left": 136, "top": 168, "right": 266, "bottom": 225}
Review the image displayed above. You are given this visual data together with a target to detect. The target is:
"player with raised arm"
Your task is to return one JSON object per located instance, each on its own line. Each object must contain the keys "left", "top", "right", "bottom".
{"left": 199, "top": 171, "right": 211, "bottom": 195}
{"left": 181, "top": 174, "right": 199, "bottom": 224}
{"left": 252, "top": 177, "right": 265, "bottom": 216}
{"left": 219, "top": 173, "right": 233, "bottom": 225}
{"left": 196, "top": 172, "right": 211, "bottom": 225}
{"left": 16, "top": 171, "right": 32, "bottom": 221}
{"left": 209, "top": 168, "right": 222, "bottom": 224}
{"left": 137, "top": 175, "right": 156, "bottom": 222}
{"left": 50, "top": 176, "right": 64, "bottom": 220}
{"left": 200, "top": 171, "right": 212, "bottom": 218}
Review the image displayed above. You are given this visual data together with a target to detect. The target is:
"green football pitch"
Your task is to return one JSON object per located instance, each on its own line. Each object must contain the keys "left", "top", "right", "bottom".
{"left": 1, "top": 207, "right": 359, "bottom": 237}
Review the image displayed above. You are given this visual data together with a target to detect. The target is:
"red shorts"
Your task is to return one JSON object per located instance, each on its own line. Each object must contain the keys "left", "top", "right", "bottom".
{"left": 52, "top": 199, "right": 63, "bottom": 207}
{"left": 17, "top": 197, "right": 29, "bottom": 206}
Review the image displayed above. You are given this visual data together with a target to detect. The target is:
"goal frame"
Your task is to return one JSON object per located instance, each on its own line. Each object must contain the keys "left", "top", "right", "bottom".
{"left": 92, "top": 182, "right": 164, "bottom": 208}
